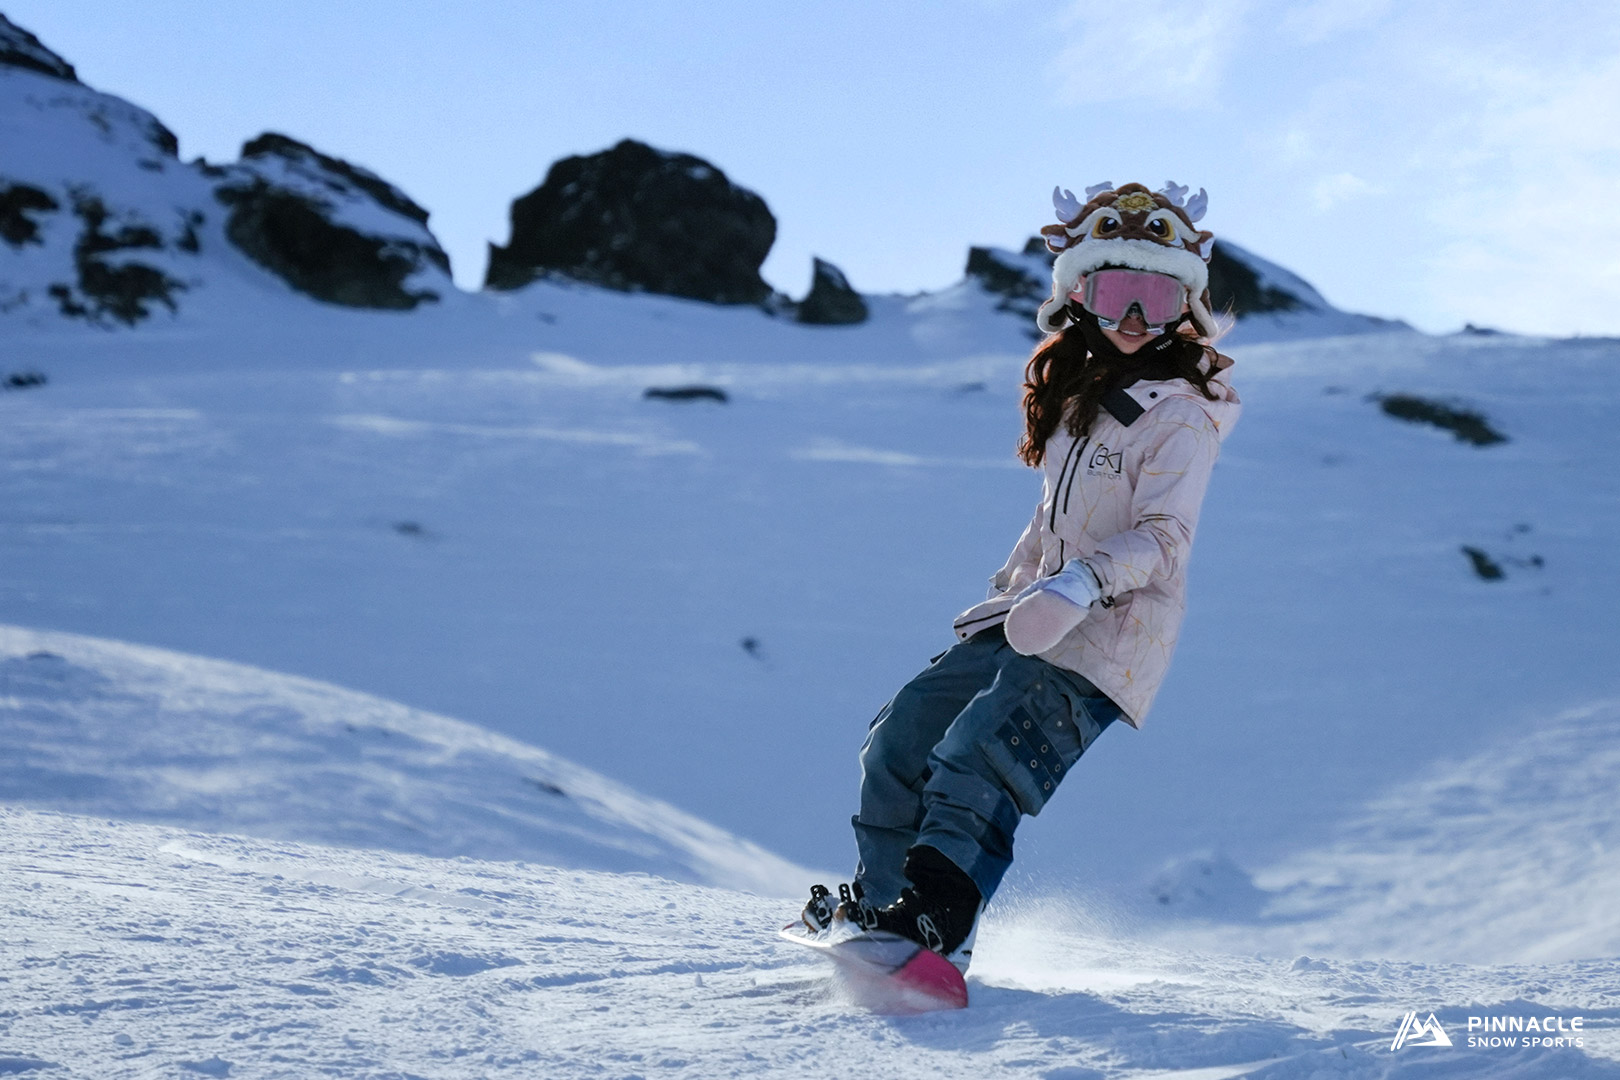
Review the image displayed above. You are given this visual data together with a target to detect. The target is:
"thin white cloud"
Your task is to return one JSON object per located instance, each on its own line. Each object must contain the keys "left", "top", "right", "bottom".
{"left": 1311, "top": 171, "right": 1379, "bottom": 210}
{"left": 1277, "top": 0, "right": 1395, "bottom": 44}
{"left": 1041, "top": 0, "right": 1620, "bottom": 333}
{"left": 1048, "top": 0, "right": 1250, "bottom": 106}
{"left": 1419, "top": 44, "right": 1620, "bottom": 334}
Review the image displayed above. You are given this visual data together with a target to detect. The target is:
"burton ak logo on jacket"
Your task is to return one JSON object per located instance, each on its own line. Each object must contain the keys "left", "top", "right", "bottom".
{"left": 1087, "top": 445, "right": 1124, "bottom": 477}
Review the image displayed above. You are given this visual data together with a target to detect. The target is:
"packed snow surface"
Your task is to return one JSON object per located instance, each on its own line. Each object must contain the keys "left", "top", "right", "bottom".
{"left": 5, "top": 807, "right": 1617, "bottom": 1079}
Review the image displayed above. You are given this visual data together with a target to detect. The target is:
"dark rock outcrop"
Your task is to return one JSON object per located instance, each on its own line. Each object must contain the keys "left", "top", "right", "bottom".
{"left": 0, "top": 183, "right": 59, "bottom": 247}
{"left": 217, "top": 133, "right": 449, "bottom": 310}
{"left": 216, "top": 182, "right": 440, "bottom": 310}
{"left": 966, "top": 240, "right": 1053, "bottom": 335}
{"left": 241, "top": 133, "right": 431, "bottom": 226}
{"left": 0, "top": 13, "right": 77, "bottom": 82}
{"left": 486, "top": 139, "right": 775, "bottom": 305}
{"left": 1207, "top": 242, "right": 1301, "bottom": 317}
{"left": 795, "top": 258, "right": 867, "bottom": 325}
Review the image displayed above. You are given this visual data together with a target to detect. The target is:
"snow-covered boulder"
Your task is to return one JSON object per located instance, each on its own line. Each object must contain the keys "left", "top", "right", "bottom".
{"left": 485, "top": 138, "right": 777, "bottom": 305}
{"left": 214, "top": 132, "right": 451, "bottom": 310}
{"left": 965, "top": 238, "right": 1055, "bottom": 337}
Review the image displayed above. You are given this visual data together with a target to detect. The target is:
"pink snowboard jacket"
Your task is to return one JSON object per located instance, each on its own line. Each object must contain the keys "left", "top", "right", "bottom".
{"left": 951, "top": 358, "right": 1240, "bottom": 727}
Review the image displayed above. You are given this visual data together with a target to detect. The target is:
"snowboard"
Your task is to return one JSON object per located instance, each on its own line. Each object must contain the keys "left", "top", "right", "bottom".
{"left": 779, "top": 923, "right": 968, "bottom": 1013}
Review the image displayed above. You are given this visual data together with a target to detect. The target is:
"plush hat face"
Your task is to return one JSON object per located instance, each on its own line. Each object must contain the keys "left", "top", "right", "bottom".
{"left": 1035, "top": 181, "right": 1218, "bottom": 338}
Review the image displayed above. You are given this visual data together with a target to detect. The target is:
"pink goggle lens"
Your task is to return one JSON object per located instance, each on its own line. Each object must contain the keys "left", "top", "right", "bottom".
{"left": 1074, "top": 268, "right": 1186, "bottom": 328}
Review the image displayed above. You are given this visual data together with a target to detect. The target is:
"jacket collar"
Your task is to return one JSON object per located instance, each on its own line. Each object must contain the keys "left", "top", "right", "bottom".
{"left": 1114, "top": 354, "right": 1241, "bottom": 439}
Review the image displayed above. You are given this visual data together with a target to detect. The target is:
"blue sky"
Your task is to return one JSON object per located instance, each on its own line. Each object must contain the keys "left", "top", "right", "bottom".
{"left": 10, "top": 0, "right": 1618, "bottom": 336}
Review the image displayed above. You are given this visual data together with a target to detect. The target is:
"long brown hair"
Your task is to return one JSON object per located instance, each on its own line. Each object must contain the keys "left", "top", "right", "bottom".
{"left": 1018, "top": 315, "right": 1223, "bottom": 467}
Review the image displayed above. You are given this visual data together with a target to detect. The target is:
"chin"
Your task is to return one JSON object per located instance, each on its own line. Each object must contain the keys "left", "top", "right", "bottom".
{"left": 1103, "top": 331, "right": 1153, "bottom": 354}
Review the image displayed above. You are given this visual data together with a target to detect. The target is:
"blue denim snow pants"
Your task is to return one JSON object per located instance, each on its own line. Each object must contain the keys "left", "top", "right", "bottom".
{"left": 853, "top": 623, "right": 1119, "bottom": 906}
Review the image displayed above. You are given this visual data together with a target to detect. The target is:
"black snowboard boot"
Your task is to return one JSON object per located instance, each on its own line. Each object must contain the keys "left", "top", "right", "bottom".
{"left": 859, "top": 845, "right": 982, "bottom": 958}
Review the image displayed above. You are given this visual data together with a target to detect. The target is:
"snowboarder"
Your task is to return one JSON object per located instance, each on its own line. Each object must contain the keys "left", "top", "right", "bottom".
{"left": 798, "top": 181, "right": 1242, "bottom": 976}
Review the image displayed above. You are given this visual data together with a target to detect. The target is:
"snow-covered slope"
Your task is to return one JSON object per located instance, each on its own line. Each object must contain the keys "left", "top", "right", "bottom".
{"left": 1173, "top": 697, "right": 1620, "bottom": 965}
{"left": 0, "top": 623, "right": 808, "bottom": 896}
{"left": 7, "top": 284, "right": 1616, "bottom": 917}
{"left": 6, "top": 807, "right": 1615, "bottom": 1079}
{"left": 0, "top": 32, "right": 449, "bottom": 328}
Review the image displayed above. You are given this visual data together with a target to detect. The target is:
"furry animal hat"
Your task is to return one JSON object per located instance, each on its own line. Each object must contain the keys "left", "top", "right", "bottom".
{"left": 1036, "top": 181, "right": 1217, "bottom": 339}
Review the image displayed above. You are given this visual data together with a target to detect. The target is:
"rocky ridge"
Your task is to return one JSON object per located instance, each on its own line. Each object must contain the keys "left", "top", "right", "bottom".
{"left": 3, "top": 13, "right": 1392, "bottom": 340}
{"left": 0, "top": 15, "right": 451, "bottom": 324}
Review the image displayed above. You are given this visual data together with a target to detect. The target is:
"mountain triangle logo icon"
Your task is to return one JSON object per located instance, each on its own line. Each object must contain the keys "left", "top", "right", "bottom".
{"left": 1392, "top": 1012, "right": 1453, "bottom": 1050}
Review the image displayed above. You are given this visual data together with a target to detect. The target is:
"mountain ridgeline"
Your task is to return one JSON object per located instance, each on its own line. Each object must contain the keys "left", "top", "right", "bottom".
{"left": 1, "top": 12, "right": 1393, "bottom": 337}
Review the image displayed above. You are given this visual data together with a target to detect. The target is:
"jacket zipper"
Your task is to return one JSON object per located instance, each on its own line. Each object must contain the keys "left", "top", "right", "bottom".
{"left": 1061, "top": 437, "right": 1088, "bottom": 515}
{"left": 1048, "top": 435, "right": 1085, "bottom": 533}
{"left": 1049, "top": 435, "right": 1088, "bottom": 571}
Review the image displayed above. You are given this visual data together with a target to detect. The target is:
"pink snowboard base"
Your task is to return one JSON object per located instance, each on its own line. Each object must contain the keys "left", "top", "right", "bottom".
{"left": 780, "top": 925, "right": 968, "bottom": 1013}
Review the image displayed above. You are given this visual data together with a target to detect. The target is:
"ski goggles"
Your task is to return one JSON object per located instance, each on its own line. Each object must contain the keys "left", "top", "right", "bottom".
{"left": 1070, "top": 268, "right": 1187, "bottom": 332}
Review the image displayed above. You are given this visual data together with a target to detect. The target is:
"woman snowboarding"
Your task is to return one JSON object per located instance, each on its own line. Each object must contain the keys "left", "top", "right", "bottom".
{"left": 799, "top": 181, "right": 1242, "bottom": 974}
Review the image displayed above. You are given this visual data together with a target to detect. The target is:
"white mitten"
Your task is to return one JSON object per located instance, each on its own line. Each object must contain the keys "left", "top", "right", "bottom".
{"left": 1003, "top": 560, "right": 1103, "bottom": 655}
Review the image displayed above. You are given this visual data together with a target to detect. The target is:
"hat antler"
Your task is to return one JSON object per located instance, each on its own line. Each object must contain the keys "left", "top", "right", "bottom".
{"left": 1052, "top": 186, "right": 1082, "bottom": 223}
{"left": 1185, "top": 188, "right": 1209, "bottom": 223}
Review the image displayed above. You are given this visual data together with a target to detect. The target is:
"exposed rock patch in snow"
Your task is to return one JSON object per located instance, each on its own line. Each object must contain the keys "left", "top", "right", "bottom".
{"left": 0, "top": 181, "right": 58, "bottom": 248}
{"left": 45, "top": 187, "right": 189, "bottom": 325}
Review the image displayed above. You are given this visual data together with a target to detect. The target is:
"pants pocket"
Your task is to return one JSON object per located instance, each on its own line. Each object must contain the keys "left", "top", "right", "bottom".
{"left": 978, "top": 686, "right": 1088, "bottom": 817}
